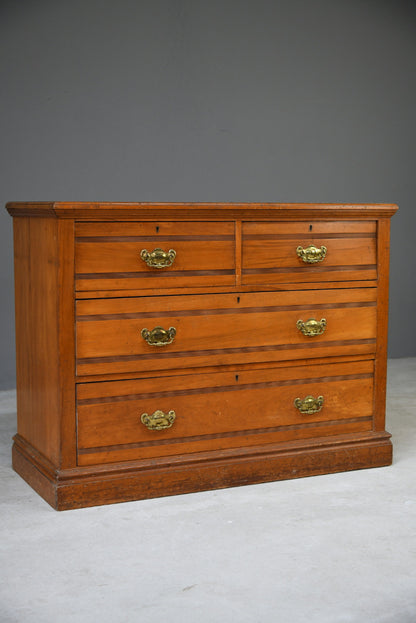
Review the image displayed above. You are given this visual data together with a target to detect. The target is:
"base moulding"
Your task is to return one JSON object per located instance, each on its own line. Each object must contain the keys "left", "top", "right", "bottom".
{"left": 12, "top": 432, "right": 392, "bottom": 511}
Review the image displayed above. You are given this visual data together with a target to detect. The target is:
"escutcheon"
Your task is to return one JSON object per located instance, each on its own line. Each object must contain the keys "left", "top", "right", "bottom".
{"left": 141, "top": 410, "right": 176, "bottom": 430}
{"left": 140, "top": 248, "right": 176, "bottom": 268}
{"left": 294, "top": 395, "right": 324, "bottom": 415}
{"left": 296, "top": 318, "right": 327, "bottom": 337}
{"left": 296, "top": 244, "right": 327, "bottom": 263}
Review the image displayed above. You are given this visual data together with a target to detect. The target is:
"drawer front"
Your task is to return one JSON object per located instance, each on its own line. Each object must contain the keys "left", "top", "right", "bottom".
{"left": 77, "top": 360, "right": 374, "bottom": 465}
{"left": 75, "top": 221, "right": 235, "bottom": 291}
{"left": 76, "top": 288, "right": 377, "bottom": 376}
{"left": 242, "top": 221, "right": 377, "bottom": 285}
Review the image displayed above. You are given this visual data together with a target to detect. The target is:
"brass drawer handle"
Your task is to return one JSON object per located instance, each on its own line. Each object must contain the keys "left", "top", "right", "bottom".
{"left": 141, "top": 409, "right": 176, "bottom": 430}
{"left": 297, "top": 318, "right": 327, "bottom": 337}
{"left": 294, "top": 395, "right": 324, "bottom": 414}
{"left": 141, "top": 326, "right": 176, "bottom": 346}
{"left": 296, "top": 244, "right": 327, "bottom": 263}
{"left": 140, "top": 248, "right": 176, "bottom": 268}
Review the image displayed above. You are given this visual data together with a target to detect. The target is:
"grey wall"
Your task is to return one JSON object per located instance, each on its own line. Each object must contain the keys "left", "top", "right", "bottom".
{"left": 1, "top": 0, "right": 415, "bottom": 389}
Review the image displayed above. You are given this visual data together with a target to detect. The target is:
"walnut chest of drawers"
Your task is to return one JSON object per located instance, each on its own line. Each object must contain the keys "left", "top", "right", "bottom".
{"left": 7, "top": 202, "right": 398, "bottom": 510}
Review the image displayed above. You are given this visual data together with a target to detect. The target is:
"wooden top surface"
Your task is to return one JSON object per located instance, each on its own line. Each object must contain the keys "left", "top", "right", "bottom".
{"left": 6, "top": 201, "right": 398, "bottom": 219}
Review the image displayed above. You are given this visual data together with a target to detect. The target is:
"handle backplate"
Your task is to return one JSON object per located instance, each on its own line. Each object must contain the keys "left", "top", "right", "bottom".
{"left": 297, "top": 318, "right": 327, "bottom": 337}
{"left": 294, "top": 395, "right": 324, "bottom": 415}
{"left": 141, "top": 326, "right": 176, "bottom": 346}
{"left": 141, "top": 409, "right": 176, "bottom": 430}
{"left": 140, "top": 248, "right": 176, "bottom": 268}
{"left": 296, "top": 244, "right": 327, "bottom": 263}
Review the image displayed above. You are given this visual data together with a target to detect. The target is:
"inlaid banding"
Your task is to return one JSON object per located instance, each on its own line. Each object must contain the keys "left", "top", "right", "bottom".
{"left": 242, "top": 265, "right": 377, "bottom": 275}
{"left": 76, "top": 269, "right": 235, "bottom": 280}
{"left": 243, "top": 233, "right": 376, "bottom": 240}
{"left": 76, "top": 234, "right": 235, "bottom": 242}
{"left": 76, "top": 301, "right": 376, "bottom": 322}
{"left": 76, "top": 339, "right": 377, "bottom": 367}
{"left": 78, "top": 416, "right": 373, "bottom": 454}
{"left": 77, "top": 372, "right": 374, "bottom": 405}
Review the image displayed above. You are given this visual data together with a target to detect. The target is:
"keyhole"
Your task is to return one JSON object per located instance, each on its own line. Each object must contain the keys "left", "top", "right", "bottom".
{"left": 237, "top": 296, "right": 240, "bottom": 303}
{"left": 156, "top": 226, "right": 159, "bottom": 233}
{"left": 235, "top": 374, "right": 239, "bottom": 382}
{"left": 309, "top": 224, "right": 313, "bottom": 232}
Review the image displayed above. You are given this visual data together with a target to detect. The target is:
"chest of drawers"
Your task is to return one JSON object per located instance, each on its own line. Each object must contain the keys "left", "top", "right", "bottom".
{"left": 6, "top": 202, "right": 398, "bottom": 510}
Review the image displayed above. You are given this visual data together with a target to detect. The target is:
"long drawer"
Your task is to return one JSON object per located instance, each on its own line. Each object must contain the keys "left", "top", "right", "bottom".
{"left": 77, "top": 359, "right": 375, "bottom": 465}
{"left": 76, "top": 288, "right": 377, "bottom": 376}
{"left": 75, "top": 221, "right": 236, "bottom": 291}
{"left": 242, "top": 220, "right": 377, "bottom": 284}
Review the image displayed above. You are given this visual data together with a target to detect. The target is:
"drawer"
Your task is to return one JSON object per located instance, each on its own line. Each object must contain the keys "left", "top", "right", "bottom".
{"left": 76, "top": 288, "right": 377, "bottom": 376}
{"left": 77, "top": 359, "right": 375, "bottom": 465}
{"left": 242, "top": 221, "right": 377, "bottom": 285}
{"left": 75, "top": 221, "right": 235, "bottom": 291}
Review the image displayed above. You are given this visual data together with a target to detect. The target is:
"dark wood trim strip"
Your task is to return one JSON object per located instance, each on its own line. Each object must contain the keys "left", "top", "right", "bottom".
{"left": 76, "top": 235, "right": 235, "bottom": 242}
{"left": 243, "top": 233, "right": 376, "bottom": 240}
{"left": 78, "top": 416, "right": 373, "bottom": 454}
{"left": 243, "top": 265, "right": 377, "bottom": 275}
{"left": 76, "top": 269, "right": 235, "bottom": 280}
{"left": 76, "top": 300, "right": 376, "bottom": 321}
{"left": 75, "top": 281, "right": 379, "bottom": 299}
{"left": 76, "top": 339, "right": 377, "bottom": 366}
{"left": 77, "top": 372, "right": 374, "bottom": 405}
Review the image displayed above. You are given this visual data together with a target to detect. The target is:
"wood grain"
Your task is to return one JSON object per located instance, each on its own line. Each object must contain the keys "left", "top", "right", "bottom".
{"left": 12, "top": 217, "right": 76, "bottom": 469}
{"left": 76, "top": 289, "right": 377, "bottom": 376}
{"left": 242, "top": 224, "right": 377, "bottom": 285}
{"left": 74, "top": 280, "right": 379, "bottom": 300}
{"left": 13, "top": 217, "right": 61, "bottom": 465}
{"left": 75, "top": 353, "right": 375, "bottom": 384}
{"left": 76, "top": 241, "right": 234, "bottom": 275}
{"left": 6, "top": 202, "right": 399, "bottom": 220}
{"left": 13, "top": 431, "right": 392, "bottom": 510}
{"left": 242, "top": 238, "right": 376, "bottom": 269}
{"left": 77, "top": 360, "right": 374, "bottom": 463}
{"left": 77, "top": 359, "right": 374, "bottom": 401}
{"left": 57, "top": 220, "right": 77, "bottom": 468}
{"left": 75, "top": 221, "right": 236, "bottom": 291}
{"left": 6, "top": 202, "right": 397, "bottom": 510}
{"left": 373, "top": 218, "right": 391, "bottom": 431}
{"left": 76, "top": 221, "right": 235, "bottom": 237}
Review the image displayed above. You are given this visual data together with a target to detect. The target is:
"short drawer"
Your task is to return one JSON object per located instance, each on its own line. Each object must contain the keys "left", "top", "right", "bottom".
{"left": 76, "top": 288, "right": 377, "bottom": 376}
{"left": 77, "top": 359, "right": 375, "bottom": 465}
{"left": 75, "top": 221, "right": 235, "bottom": 291}
{"left": 242, "top": 221, "right": 377, "bottom": 285}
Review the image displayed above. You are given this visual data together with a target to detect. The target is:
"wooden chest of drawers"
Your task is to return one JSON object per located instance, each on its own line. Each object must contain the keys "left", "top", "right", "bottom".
{"left": 6, "top": 202, "right": 398, "bottom": 510}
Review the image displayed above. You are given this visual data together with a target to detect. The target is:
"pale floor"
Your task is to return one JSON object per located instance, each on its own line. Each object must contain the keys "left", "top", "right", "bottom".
{"left": 0, "top": 358, "right": 415, "bottom": 623}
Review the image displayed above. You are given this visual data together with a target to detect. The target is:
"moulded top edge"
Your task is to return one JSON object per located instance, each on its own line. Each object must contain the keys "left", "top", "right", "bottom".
{"left": 5, "top": 201, "right": 399, "bottom": 219}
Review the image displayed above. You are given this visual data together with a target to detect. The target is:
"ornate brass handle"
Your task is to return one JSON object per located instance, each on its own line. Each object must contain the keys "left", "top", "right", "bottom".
{"left": 141, "top": 326, "right": 176, "bottom": 346}
{"left": 297, "top": 318, "right": 327, "bottom": 337}
{"left": 141, "top": 409, "right": 176, "bottom": 430}
{"left": 294, "top": 395, "right": 324, "bottom": 414}
{"left": 140, "top": 248, "right": 176, "bottom": 268}
{"left": 296, "top": 244, "right": 327, "bottom": 263}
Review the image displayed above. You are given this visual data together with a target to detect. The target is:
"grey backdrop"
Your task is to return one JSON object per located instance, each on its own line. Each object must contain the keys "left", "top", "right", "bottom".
{"left": 1, "top": 0, "right": 415, "bottom": 389}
